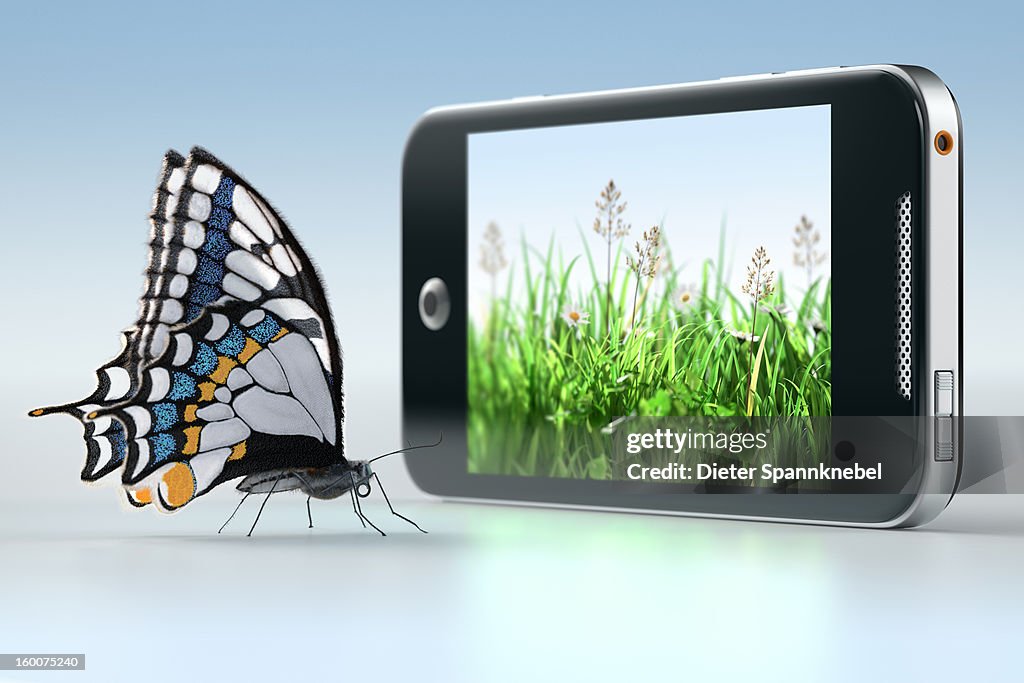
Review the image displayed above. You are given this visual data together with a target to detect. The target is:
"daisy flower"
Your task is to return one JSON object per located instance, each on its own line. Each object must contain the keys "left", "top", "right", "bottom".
{"left": 728, "top": 328, "right": 761, "bottom": 344}
{"left": 759, "top": 302, "right": 793, "bottom": 319}
{"left": 561, "top": 304, "right": 590, "bottom": 335}
{"left": 672, "top": 284, "right": 698, "bottom": 313}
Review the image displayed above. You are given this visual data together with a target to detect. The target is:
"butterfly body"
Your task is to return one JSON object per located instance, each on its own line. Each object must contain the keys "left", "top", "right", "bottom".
{"left": 237, "top": 461, "right": 373, "bottom": 500}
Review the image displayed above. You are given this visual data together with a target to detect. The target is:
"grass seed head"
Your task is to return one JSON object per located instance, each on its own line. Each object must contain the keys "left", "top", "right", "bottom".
{"left": 792, "top": 215, "right": 827, "bottom": 277}
{"left": 594, "top": 179, "right": 630, "bottom": 239}
{"left": 742, "top": 245, "right": 775, "bottom": 303}
{"left": 628, "top": 225, "right": 662, "bottom": 279}
{"left": 480, "top": 220, "right": 508, "bottom": 275}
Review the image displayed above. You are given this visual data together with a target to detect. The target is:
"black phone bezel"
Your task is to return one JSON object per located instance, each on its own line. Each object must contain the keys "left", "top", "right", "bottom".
{"left": 402, "top": 68, "right": 926, "bottom": 524}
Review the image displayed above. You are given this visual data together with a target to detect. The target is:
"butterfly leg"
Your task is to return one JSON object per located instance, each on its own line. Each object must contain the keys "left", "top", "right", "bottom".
{"left": 349, "top": 489, "right": 367, "bottom": 528}
{"left": 218, "top": 492, "right": 252, "bottom": 534}
{"left": 306, "top": 496, "right": 314, "bottom": 529}
{"left": 352, "top": 489, "right": 386, "bottom": 537}
{"left": 373, "top": 473, "right": 427, "bottom": 533}
{"left": 247, "top": 476, "right": 281, "bottom": 537}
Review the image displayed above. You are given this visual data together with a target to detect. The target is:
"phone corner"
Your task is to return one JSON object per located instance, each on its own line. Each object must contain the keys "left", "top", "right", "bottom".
{"left": 401, "top": 106, "right": 450, "bottom": 176}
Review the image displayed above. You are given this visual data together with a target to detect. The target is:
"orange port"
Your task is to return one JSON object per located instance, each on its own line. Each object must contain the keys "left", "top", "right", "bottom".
{"left": 934, "top": 130, "right": 954, "bottom": 156}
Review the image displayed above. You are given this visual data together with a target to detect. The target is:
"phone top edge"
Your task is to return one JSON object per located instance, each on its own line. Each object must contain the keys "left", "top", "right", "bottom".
{"left": 418, "top": 65, "right": 912, "bottom": 118}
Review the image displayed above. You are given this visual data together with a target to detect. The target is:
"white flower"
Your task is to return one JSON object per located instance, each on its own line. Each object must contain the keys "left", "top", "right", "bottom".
{"left": 728, "top": 328, "right": 761, "bottom": 344}
{"left": 810, "top": 318, "right": 827, "bottom": 334}
{"left": 672, "top": 284, "right": 699, "bottom": 313}
{"left": 560, "top": 305, "right": 591, "bottom": 332}
{"left": 759, "top": 302, "right": 793, "bottom": 318}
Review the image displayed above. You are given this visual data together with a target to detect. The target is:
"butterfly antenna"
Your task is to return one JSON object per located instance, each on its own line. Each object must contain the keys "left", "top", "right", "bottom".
{"left": 368, "top": 432, "right": 444, "bottom": 463}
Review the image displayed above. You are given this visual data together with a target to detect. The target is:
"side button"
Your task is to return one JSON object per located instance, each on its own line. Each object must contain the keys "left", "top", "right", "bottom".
{"left": 934, "top": 371, "right": 954, "bottom": 461}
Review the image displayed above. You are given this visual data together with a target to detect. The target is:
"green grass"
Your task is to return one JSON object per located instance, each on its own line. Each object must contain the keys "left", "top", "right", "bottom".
{"left": 468, "top": 224, "right": 831, "bottom": 479}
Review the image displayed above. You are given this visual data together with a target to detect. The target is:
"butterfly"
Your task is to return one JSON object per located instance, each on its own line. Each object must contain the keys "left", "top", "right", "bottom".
{"left": 30, "top": 147, "right": 429, "bottom": 536}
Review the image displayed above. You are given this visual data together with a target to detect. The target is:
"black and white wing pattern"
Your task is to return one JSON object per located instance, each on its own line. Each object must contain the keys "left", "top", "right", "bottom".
{"left": 134, "top": 147, "right": 341, "bottom": 374}
{"left": 87, "top": 148, "right": 346, "bottom": 511}
{"left": 29, "top": 150, "right": 187, "bottom": 481}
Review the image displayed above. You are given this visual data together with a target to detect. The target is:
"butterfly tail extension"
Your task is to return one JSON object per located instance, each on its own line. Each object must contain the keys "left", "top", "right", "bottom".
{"left": 29, "top": 329, "right": 139, "bottom": 482}
{"left": 29, "top": 151, "right": 190, "bottom": 487}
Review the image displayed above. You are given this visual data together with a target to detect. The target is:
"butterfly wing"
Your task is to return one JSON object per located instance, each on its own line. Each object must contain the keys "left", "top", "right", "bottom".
{"left": 135, "top": 147, "right": 343, "bottom": 382}
{"left": 101, "top": 301, "right": 341, "bottom": 511}
{"left": 29, "top": 150, "right": 187, "bottom": 482}
{"left": 91, "top": 148, "right": 346, "bottom": 511}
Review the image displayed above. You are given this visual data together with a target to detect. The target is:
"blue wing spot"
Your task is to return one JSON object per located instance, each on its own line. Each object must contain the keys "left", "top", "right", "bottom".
{"left": 216, "top": 325, "right": 246, "bottom": 357}
{"left": 151, "top": 403, "right": 178, "bottom": 432}
{"left": 149, "top": 433, "right": 176, "bottom": 464}
{"left": 195, "top": 255, "right": 224, "bottom": 285}
{"left": 208, "top": 206, "right": 232, "bottom": 232}
{"left": 189, "top": 282, "right": 221, "bottom": 308}
{"left": 109, "top": 422, "right": 127, "bottom": 463}
{"left": 202, "top": 231, "right": 231, "bottom": 260}
{"left": 190, "top": 342, "right": 218, "bottom": 376}
{"left": 213, "top": 176, "right": 235, "bottom": 208}
{"left": 168, "top": 372, "right": 197, "bottom": 400}
{"left": 248, "top": 314, "right": 282, "bottom": 344}
{"left": 186, "top": 304, "right": 204, "bottom": 321}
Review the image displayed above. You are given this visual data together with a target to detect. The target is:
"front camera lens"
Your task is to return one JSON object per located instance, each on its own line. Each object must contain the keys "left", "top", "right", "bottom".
{"left": 423, "top": 292, "right": 437, "bottom": 316}
{"left": 834, "top": 440, "right": 856, "bottom": 462}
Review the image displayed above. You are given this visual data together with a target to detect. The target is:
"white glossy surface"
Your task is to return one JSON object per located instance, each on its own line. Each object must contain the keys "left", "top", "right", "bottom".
{"left": 1, "top": 494, "right": 1021, "bottom": 681}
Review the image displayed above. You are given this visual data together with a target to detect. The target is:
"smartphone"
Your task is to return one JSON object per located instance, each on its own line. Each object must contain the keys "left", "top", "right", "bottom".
{"left": 402, "top": 65, "right": 962, "bottom": 527}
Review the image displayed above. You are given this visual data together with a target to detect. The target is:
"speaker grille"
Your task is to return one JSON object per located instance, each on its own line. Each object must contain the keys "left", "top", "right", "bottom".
{"left": 895, "top": 191, "right": 912, "bottom": 400}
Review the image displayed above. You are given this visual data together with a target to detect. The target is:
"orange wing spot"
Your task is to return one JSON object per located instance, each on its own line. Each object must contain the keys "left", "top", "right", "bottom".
{"left": 183, "top": 425, "right": 202, "bottom": 455}
{"left": 132, "top": 488, "right": 152, "bottom": 505}
{"left": 229, "top": 441, "right": 247, "bottom": 461}
{"left": 198, "top": 382, "right": 216, "bottom": 402}
{"left": 161, "top": 462, "right": 196, "bottom": 508}
{"left": 270, "top": 326, "right": 289, "bottom": 342}
{"left": 238, "top": 337, "right": 262, "bottom": 364}
{"left": 209, "top": 356, "right": 238, "bottom": 384}
{"left": 184, "top": 404, "right": 198, "bottom": 422}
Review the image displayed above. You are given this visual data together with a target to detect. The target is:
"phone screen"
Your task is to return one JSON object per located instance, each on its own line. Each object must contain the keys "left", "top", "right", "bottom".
{"left": 466, "top": 105, "right": 832, "bottom": 478}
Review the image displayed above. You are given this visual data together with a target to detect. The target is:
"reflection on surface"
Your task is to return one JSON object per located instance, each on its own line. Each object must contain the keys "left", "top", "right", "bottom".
{"left": 1, "top": 496, "right": 1022, "bottom": 681}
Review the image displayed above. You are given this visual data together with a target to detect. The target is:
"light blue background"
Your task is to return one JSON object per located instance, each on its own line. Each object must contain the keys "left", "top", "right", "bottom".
{"left": 0, "top": 0, "right": 1019, "bottom": 500}
{"left": 1, "top": 2, "right": 1023, "bottom": 681}
{"left": 468, "top": 105, "right": 832, "bottom": 324}
{"left": 0, "top": 0, "right": 1011, "bottom": 497}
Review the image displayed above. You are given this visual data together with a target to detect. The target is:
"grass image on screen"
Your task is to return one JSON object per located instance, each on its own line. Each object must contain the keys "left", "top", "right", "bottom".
{"left": 468, "top": 106, "right": 832, "bottom": 478}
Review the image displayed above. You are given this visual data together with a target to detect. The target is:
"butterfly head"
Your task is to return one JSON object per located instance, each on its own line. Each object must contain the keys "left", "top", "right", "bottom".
{"left": 300, "top": 461, "right": 374, "bottom": 501}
